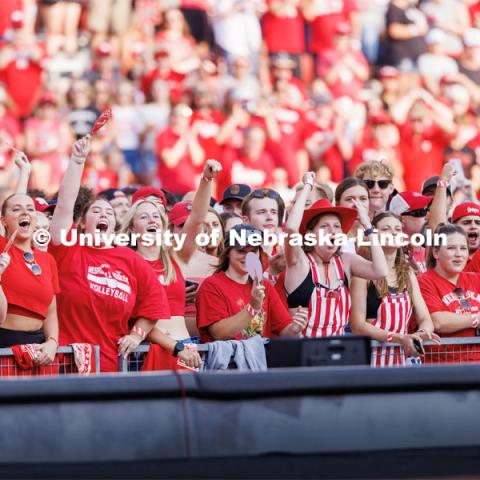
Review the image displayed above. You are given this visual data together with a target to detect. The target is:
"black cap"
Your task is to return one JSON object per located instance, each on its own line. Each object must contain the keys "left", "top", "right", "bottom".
{"left": 220, "top": 184, "right": 251, "bottom": 204}
{"left": 225, "top": 224, "right": 263, "bottom": 249}
{"left": 98, "top": 188, "right": 126, "bottom": 201}
{"left": 421, "top": 176, "right": 452, "bottom": 197}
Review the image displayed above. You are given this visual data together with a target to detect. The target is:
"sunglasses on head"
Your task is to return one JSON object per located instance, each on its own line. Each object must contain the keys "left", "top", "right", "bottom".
{"left": 23, "top": 251, "right": 41, "bottom": 276}
{"left": 402, "top": 208, "right": 428, "bottom": 218}
{"left": 364, "top": 180, "right": 391, "bottom": 190}
{"left": 453, "top": 287, "right": 472, "bottom": 311}
{"left": 251, "top": 189, "right": 280, "bottom": 200}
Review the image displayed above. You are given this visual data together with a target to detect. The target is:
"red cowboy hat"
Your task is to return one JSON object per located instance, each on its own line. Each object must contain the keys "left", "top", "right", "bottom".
{"left": 299, "top": 199, "right": 357, "bottom": 235}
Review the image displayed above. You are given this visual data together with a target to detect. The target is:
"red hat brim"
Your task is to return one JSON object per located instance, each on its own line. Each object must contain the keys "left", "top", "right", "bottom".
{"left": 299, "top": 202, "right": 358, "bottom": 235}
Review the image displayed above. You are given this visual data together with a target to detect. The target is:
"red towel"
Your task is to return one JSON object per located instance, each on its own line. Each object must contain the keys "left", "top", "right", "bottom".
{"left": 141, "top": 344, "right": 198, "bottom": 372}
{"left": 71, "top": 343, "right": 96, "bottom": 375}
{"left": 1, "top": 344, "right": 59, "bottom": 376}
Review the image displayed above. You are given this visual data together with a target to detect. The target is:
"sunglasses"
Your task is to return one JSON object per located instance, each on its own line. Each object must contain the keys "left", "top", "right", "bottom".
{"left": 364, "top": 180, "right": 391, "bottom": 190}
{"left": 24, "top": 251, "right": 41, "bottom": 276}
{"left": 401, "top": 208, "right": 428, "bottom": 218}
{"left": 453, "top": 288, "right": 471, "bottom": 311}
{"left": 251, "top": 189, "right": 280, "bottom": 200}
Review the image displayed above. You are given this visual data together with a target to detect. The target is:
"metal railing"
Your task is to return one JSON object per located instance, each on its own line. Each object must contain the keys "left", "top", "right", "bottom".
{"left": 0, "top": 345, "right": 100, "bottom": 377}
{"left": 371, "top": 337, "right": 480, "bottom": 367}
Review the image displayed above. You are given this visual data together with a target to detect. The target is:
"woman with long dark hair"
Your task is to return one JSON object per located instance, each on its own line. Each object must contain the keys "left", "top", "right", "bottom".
{"left": 350, "top": 212, "right": 439, "bottom": 367}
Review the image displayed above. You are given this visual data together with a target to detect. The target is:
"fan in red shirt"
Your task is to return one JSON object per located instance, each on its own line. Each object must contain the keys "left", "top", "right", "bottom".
{"left": 418, "top": 224, "right": 480, "bottom": 363}
{"left": 317, "top": 22, "right": 368, "bottom": 101}
{"left": 0, "top": 189, "right": 59, "bottom": 365}
{"left": 156, "top": 104, "right": 205, "bottom": 195}
{"left": 221, "top": 126, "right": 276, "bottom": 191}
{"left": 0, "top": 25, "right": 47, "bottom": 119}
{"left": 302, "top": 0, "right": 358, "bottom": 56}
{"left": 262, "top": 0, "right": 305, "bottom": 56}
{"left": 49, "top": 136, "right": 171, "bottom": 372}
{"left": 390, "top": 88, "right": 455, "bottom": 191}
{"left": 303, "top": 94, "right": 352, "bottom": 183}
{"left": 196, "top": 224, "right": 307, "bottom": 343}
{"left": 120, "top": 160, "right": 222, "bottom": 370}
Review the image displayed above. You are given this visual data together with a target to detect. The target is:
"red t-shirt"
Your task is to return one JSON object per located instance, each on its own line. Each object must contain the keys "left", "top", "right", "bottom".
{"left": 317, "top": 48, "right": 368, "bottom": 99}
{"left": 155, "top": 127, "right": 198, "bottom": 194}
{"left": 191, "top": 110, "right": 224, "bottom": 166}
{"left": 262, "top": 7, "right": 305, "bottom": 54}
{"left": 465, "top": 248, "right": 480, "bottom": 273}
{"left": 308, "top": 0, "right": 357, "bottom": 54}
{"left": 0, "top": 236, "right": 59, "bottom": 320}
{"left": 196, "top": 271, "right": 292, "bottom": 343}
{"left": 49, "top": 239, "right": 171, "bottom": 372}
{"left": 146, "top": 257, "right": 185, "bottom": 317}
{"left": 397, "top": 121, "right": 450, "bottom": 191}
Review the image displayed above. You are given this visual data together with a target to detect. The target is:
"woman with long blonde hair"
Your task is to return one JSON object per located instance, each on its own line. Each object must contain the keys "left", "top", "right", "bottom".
{"left": 350, "top": 212, "right": 439, "bottom": 367}
{"left": 120, "top": 160, "right": 221, "bottom": 368}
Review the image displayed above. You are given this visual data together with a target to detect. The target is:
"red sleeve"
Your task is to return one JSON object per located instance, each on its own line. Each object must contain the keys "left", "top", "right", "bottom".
{"left": 465, "top": 250, "right": 480, "bottom": 273}
{"left": 48, "top": 224, "right": 76, "bottom": 266}
{"left": 49, "top": 254, "right": 60, "bottom": 294}
{"left": 196, "top": 277, "right": 231, "bottom": 330}
{"left": 266, "top": 282, "right": 292, "bottom": 335}
{"left": 417, "top": 273, "right": 446, "bottom": 314}
{"left": 132, "top": 255, "right": 171, "bottom": 320}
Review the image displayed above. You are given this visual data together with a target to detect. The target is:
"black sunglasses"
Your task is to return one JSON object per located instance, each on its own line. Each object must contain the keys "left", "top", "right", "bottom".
{"left": 453, "top": 288, "right": 471, "bottom": 311}
{"left": 402, "top": 208, "right": 428, "bottom": 218}
{"left": 24, "top": 252, "right": 41, "bottom": 276}
{"left": 251, "top": 189, "right": 280, "bottom": 200}
{"left": 364, "top": 180, "right": 391, "bottom": 190}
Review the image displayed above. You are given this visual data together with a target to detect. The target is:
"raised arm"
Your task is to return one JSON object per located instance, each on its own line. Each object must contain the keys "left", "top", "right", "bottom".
{"left": 13, "top": 150, "right": 31, "bottom": 194}
{"left": 177, "top": 159, "right": 222, "bottom": 265}
{"left": 50, "top": 135, "right": 91, "bottom": 245}
{"left": 343, "top": 200, "right": 388, "bottom": 280}
{"left": 428, "top": 162, "right": 455, "bottom": 231}
{"left": 285, "top": 172, "right": 314, "bottom": 268}
{"left": 0, "top": 253, "right": 11, "bottom": 325}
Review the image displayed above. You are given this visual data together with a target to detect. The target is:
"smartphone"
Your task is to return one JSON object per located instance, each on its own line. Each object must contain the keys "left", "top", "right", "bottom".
{"left": 413, "top": 338, "right": 425, "bottom": 355}
{"left": 186, "top": 279, "right": 199, "bottom": 288}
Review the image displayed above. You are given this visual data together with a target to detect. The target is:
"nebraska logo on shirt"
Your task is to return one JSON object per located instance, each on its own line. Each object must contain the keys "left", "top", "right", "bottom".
{"left": 87, "top": 264, "right": 131, "bottom": 302}
{"left": 442, "top": 290, "right": 480, "bottom": 313}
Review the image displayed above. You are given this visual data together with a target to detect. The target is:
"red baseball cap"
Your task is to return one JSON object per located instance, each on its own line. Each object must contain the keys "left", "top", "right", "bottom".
{"left": 451, "top": 202, "right": 480, "bottom": 223}
{"left": 389, "top": 191, "right": 432, "bottom": 215}
{"left": 370, "top": 113, "right": 391, "bottom": 125}
{"left": 96, "top": 42, "right": 112, "bottom": 57}
{"left": 168, "top": 201, "right": 192, "bottom": 226}
{"left": 131, "top": 187, "right": 167, "bottom": 207}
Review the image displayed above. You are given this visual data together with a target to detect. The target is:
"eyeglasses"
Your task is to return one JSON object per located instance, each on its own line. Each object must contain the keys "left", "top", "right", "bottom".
{"left": 23, "top": 252, "right": 41, "bottom": 276}
{"left": 251, "top": 189, "right": 280, "bottom": 200}
{"left": 401, "top": 208, "right": 429, "bottom": 218}
{"left": 453, "top": 288, "right": 471, "bottom": 311}
{"left": 364, "top": 180, "right": 391, "bottom": 190}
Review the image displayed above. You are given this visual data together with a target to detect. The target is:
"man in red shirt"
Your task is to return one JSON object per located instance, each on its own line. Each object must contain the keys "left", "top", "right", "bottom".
{"left": 390, "top": 88, "right": 456, "bottom": 191}
{"left": 156, "top": 104, "right": 205, "bottom": 195}
{"left": 451, "top": 203, "right": 480, "bottom": 265}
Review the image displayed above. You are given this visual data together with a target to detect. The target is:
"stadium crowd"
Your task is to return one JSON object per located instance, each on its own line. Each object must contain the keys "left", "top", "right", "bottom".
{"left": 1, "top": 0, "right": 480, "bottom": 373}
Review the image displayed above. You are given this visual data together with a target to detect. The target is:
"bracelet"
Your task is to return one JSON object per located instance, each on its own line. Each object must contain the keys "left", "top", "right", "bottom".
{"left": 437, "top": 179, "right": 449, "bottom": 188}
{"left": 132, "top": 325, "right": 146, "bottom": 340}
{"left": 245, "top": 303, "right": 257, "bottom": 317}
{"left": 48, "top": 336, "right": 58, "bottom": 347}
{"left": 202, "top": 175, "right": 213, "bottom": 183}
{"left": 386, "top": 331, "right": 394, "bottom": 343}
{"left": 472, "top": 313, "right": 479, "bottom": 328}
{"left": 364, "top": 226, "right": 376, "bottom": 237}
{"left": 305, "top": 182, "right": 314, "bottom": 191}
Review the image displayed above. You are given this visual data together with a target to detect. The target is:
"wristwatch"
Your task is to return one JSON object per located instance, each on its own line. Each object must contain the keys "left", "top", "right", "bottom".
{"left": 364, "top": 226, "right": 377, "bottom": 237}
{"left": 172, "top": 341, "right": 185, "bottom": 357}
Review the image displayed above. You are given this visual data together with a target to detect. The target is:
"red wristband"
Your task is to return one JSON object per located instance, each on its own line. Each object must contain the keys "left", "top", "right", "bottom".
{"left": 245, "top": 303, "right": 256, "bottom": 316}
{"left": 132, "top": 325, "right": 146, "bottom": 340}
{"left": 386, "top": 331, "right": 394, "bottom": 343}
{"left": 48, "top": 336, "right": 58, "bottom": 347}
{"left": 437, "top": 179, "right": 448, "bottom": 188}
{"left": 202, "top": 175, "right": 213, "bottom": 183}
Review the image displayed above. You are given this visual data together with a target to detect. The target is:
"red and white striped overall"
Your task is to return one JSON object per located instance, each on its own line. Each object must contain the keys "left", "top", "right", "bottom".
{"left": 304, "top": 254, "right": 351, "bottom": 337}
{"left": 371, "top": 289, "right": 413, "bottom": 367}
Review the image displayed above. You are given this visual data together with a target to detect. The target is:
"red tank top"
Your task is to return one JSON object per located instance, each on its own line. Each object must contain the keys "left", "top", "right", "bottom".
{"left": 147, "top": 257, "right": 185, "bottom": 316}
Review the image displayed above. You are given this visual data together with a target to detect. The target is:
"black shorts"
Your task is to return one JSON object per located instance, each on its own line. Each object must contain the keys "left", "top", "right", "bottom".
{"left": 0, "top": 328, "right": 45, "bottom": 348}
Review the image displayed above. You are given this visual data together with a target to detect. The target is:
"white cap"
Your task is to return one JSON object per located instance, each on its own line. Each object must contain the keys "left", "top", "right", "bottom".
{"left": 464, "top": 28, "right": 480, "bottom": 47}
{"left": 426, "top": 28, "right": 447, "bottom": 45}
